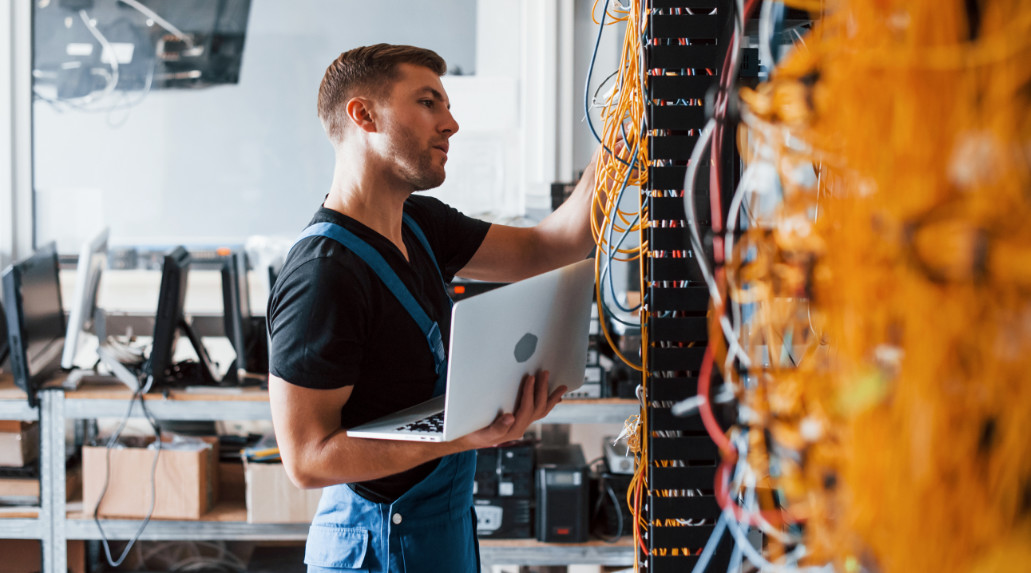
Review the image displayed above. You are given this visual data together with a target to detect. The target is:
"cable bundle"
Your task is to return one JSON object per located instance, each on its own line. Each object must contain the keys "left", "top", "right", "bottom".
{"left": 720, "top": 0, "right": 1031, "bottom": 571}
{"left": 587, "top": 0, "right": 651, "bottom": 564}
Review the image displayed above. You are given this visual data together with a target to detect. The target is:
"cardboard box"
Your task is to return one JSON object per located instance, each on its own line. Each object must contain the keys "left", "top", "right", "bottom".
{"left": 244, "top": 459, "right": 322, "bottom": 523}
{"left": 82, "top": 436, "right": 218, "bottom": 520}
{"left": 0, "top": 420, "right": 30, "bottom": 432}
{"left": 0, "top": 540, "right": 85, "bottom": 573}
{"left": 0, "top": 464, "right": 81, "bottom": 504}
{"left": 219, "top": 460, "right": 246, "bottom": 504}
{"left": 0, "top": 422, "right": 39, "bottom": 467}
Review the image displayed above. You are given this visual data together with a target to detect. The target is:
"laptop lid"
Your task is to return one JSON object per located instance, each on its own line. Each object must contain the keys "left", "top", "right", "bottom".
{"left": 440, "top": 258, "right": 596, "bottom": 441}
{"left": 346, "top": 258, "right": 597, "bottom": 442}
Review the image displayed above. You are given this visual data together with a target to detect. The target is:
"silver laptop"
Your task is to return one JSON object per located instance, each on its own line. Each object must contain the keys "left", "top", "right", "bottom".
{"left": 347, "top": 258, "right": 596, "bottom": 442}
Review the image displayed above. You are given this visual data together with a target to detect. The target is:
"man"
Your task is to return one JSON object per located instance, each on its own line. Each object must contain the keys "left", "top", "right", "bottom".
{"left": 267, "top": 44, "right": 602, "bottom": 573}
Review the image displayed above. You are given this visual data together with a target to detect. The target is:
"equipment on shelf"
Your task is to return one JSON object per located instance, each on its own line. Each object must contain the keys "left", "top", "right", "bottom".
{"left": 61, "top": 227, "right": 109, "bottom": 371}
{"left": 536, "top": 444, "right": 590, "bottom": 543}
{"left": 143, "top": 246, "right": 222, "bottom": 388}
{"left": 474, "top": 440, "right": 535, "bottom": 539}
{"left": 2, "top": 242, "right": 66, "bottom": 407}
{"left": 220, "top": 251, "right": 268, "bottom": 385}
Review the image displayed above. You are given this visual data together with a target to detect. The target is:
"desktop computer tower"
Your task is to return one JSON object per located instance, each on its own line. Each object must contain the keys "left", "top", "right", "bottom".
{"left": 535, "top": 444, "right": 589, "bottom": 543}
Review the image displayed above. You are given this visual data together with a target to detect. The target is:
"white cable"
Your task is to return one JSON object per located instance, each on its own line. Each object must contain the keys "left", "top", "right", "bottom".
{"left": 117, "top": 0, "right": 193, "bottom": 47}
{"left": 759, "top": 0, "right": 778, "bottom": 74}
{"left": 78, "top": 10, "right": 119, "bottom": 103}
{"left": 681, "top": 119, "right": 721, "bottom": 304}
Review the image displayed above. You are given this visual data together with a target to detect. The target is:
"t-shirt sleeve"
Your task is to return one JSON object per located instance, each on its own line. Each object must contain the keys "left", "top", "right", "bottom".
{"left": 267, "top": 255, "right": 368, "bottom": 389}
{"left": 407, "top": 196, "right": 491, "bottom": 281}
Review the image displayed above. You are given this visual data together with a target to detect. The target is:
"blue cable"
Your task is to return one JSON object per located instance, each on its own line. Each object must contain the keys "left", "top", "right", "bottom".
{"left": 691, "top": 513, "right": 729, "bottom": 573}
{"left": 584, "top": 0, "right": 612, "bottom": 145}
{"left": 583, "top": 0, "right": 633, "bottom": 167}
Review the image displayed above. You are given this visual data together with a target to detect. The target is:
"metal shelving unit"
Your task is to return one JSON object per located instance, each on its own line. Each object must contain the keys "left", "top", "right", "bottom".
{"left": 0, "top": 399, "right": 38, "bottom": 422}
{"left": 479, "top": 538, "right": 635, "bottom": 570}
{"left": 0, "top": 383, "right": 44, "bottom": 565}
{"left": 34, "top": 386, "right": 639, "bottom": 573}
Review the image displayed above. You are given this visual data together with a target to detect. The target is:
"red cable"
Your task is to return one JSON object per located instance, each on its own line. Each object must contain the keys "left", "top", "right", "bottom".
{"left": 635, "top": 477, "right": 649, "bottom": 555}
{"left": 697, "top": 344, "right": 736, "bottom": 457}
{"left": 710, "top": 0, "right": 762, "bottom": 263}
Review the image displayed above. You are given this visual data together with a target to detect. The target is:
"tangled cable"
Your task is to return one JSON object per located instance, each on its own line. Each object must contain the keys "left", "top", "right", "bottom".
{"left": 713, "top": 0, "right": 1031, "bottom": 570}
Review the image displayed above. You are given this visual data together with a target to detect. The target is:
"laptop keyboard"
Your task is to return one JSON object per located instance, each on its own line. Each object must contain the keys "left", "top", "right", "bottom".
{"left": 397, "top": 411, "right": 444, "bottom": 434}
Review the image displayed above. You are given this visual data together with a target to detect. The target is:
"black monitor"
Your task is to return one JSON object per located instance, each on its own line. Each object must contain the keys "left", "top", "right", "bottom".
{"left": 62, "top": 228, "right": 109, "bottom": 370}
{"left": 144, "top": 246, "right": 219, "bottom": 388}
{"left": 1, "top": 243, "right": 66, "bottom": 406}
{"left": 220, "top": 251, "right": 267, "bottom": 384}
{"left": 0, "top": 300, "right": 9, "bottom": 368}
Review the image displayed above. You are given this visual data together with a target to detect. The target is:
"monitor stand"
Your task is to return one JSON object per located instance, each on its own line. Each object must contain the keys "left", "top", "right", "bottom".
{"left": 95, "top": 346, "right": 143, "bottom": 392}
{"left": 169, "top": 317, "right": 223, "bottom": 387}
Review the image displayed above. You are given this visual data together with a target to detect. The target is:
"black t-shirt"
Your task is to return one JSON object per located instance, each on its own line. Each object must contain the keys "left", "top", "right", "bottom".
{"left": 267, "top": 195, "right": 491, "bottom": 503}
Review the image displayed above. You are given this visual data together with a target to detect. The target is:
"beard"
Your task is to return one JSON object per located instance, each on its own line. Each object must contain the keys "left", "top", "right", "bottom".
{"left": 384, "top": 123, "right": 447, "bottom": 191}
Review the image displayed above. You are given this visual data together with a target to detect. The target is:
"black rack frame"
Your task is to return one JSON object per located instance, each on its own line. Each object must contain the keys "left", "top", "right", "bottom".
{"left": 642, "top": 1, "right": 743, "bottom": 570}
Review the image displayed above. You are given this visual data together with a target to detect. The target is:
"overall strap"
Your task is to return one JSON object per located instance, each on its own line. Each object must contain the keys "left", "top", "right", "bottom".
{"left": 292, "top": 221, "right": 447, "bottom": 391}
{"left": 401, "top": 213, "right": 446, "bottom": 288}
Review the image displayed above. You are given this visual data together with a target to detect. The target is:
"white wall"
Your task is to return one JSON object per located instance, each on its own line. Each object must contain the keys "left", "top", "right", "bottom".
{"left": 32, "top": 0, "right": 479, "bottom": 252}
{"left": 15, "top": 0, "right": 624, "bottom": 257}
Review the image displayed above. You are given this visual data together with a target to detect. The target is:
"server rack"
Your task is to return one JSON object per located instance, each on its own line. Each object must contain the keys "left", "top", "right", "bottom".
{"left": 643, "top": 1, "right": 742, "bottom": 570}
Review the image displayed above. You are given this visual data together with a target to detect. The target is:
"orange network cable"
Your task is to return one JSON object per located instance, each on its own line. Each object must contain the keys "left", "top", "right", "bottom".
{"left": 724, "top": 0, "right": 1031, "bottom": 571}
{"left": 588, "top": 3, "right": 654, "bottom": 569}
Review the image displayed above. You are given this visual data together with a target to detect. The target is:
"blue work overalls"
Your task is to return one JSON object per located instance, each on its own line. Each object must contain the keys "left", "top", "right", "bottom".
{"left": 291, "top": 215, "right": 478, "bottom": 573}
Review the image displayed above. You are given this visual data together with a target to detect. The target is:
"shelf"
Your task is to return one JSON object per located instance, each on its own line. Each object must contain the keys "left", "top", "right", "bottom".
{"left": 548, "top": 399, "right": 638, "bottom": 424}
{"left": 479, "top": 537, "right": 635, "bottom": 567}
{"left": 66, "top": 501, "right": 309, "bottom": 541}
{"left": 0, "top": 514, "right": 43, "bottom": 539}
{"left": 0, "top": 376, "right": 38, "bottom": 421}
{"left": 59, "top": 384, "right": 639, "bottom": 424}
{"left": 38, "top": 387, "right": 641, "bottom": 572}
{"left": 64, "top": 498, "right": 634, "bottom": 566}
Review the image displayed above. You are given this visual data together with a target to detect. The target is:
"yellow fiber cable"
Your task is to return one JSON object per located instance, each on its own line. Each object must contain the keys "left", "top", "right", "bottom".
{"left": 729, "top": 0, "right": 1031, "bottom": 570}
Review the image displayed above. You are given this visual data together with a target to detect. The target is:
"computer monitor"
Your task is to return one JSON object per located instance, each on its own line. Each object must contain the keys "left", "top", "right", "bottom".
{"left": 144, "top": 246, "right": 220, "bottom": 388}
{"left": 0, "top": 300, "right": 9, "bottom": 368}
{"left": 1, "top": 243, "right": 66, "bottom": 406}
{"left": 61, "top": 228, "right": 109, "bottom": 370}
{"left": 220, "top": 251, "right": 267, "bottom": 384}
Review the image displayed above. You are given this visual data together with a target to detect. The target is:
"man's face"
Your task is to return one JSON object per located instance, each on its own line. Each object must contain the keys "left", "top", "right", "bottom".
{"left": 374, "top": 63, "right": 459, "bottom": 191}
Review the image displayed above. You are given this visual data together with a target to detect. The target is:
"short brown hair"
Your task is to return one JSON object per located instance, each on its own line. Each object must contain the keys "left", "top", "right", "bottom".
{"left": 317, "top": 44, "right": 447, "bottom": 143}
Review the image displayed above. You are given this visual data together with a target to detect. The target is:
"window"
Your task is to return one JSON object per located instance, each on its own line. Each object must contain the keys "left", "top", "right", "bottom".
{"left": 32, "top": 0, "right": 477, "bottom": 256}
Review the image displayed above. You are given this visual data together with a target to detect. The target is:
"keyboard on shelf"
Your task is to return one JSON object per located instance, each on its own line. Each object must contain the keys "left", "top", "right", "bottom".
{"left": 398, "top": 411, "right": 444, "bottom": 433}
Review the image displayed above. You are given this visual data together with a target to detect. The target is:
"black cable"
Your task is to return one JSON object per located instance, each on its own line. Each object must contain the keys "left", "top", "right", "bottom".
{"left": 583, "top": 0, "right": 633, "bottom": 168}
{"left": 591, "top": 479, "right": 626, "bottom": 543}
{"left": 605, "top": 481, "right": 625, "bottom": 540}
{"left": 93, "top": 384, "right": 163, "bottom": 567}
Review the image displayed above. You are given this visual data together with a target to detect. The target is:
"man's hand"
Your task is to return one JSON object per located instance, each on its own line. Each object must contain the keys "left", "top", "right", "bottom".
{"left": 457, "top": 372, "right": 567, "bottom": 449}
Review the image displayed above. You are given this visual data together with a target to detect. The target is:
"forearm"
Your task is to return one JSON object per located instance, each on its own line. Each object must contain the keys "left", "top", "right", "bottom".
{"left": 284, "top": 429, "right": 465, "bottom": 489}
{"left": 276, "top": 374, "right": 561, "bottom": 490}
